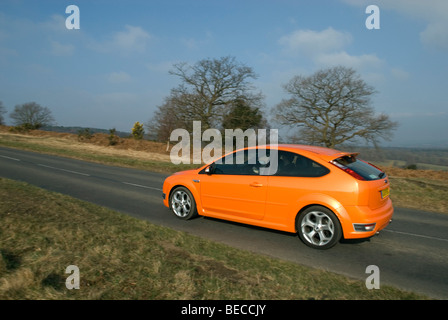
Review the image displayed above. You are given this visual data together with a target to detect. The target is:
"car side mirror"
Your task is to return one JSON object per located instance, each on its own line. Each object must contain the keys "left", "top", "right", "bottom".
{"left": 204, "top": 163, "right": 214, "bottom": 175}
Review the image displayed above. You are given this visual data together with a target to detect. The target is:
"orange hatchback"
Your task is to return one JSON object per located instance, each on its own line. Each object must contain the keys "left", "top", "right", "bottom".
{"left": 162, "top": 144, "right": 393, "bottom": 249}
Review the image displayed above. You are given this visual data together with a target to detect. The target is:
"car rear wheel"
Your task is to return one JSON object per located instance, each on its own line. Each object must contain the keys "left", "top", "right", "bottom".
{"left": 170, "top": 187, "right": 198, "bottom": 220}
{"left": 297, "top": 206, "right": 342, "bottom": 250}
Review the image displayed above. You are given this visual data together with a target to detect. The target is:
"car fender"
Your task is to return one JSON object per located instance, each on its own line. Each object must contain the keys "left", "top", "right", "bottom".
{"left": 167, "top": 177, "right": 203, "bottom": 214}
{"left": 295, "top": 193, "right": 350, "bottom": 224}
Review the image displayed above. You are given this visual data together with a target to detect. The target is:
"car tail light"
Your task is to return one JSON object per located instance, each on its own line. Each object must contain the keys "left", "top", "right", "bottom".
{"left": 353, "top": 223, "right": 376, "bottom": 232}
{"left": 330, "top": 160, "right": 366, "bottom": 180}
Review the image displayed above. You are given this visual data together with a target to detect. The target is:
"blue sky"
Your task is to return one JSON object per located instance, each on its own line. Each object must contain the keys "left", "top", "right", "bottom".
{"left": 1, "top": 0, "right": 447, "bottom": 147}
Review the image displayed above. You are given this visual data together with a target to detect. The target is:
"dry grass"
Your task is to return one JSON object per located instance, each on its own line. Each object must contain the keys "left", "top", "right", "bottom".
{"left": 0, "top": 125, "right": 172, "bottom": 163}
{"left": 0, "top": 178, "right": 426, "bottom": 300}
{"left": 378, "top": 167, "right": 448, "bottom": 214}
{"left": 0, "top": 126, "right": 197, "bottom": 173}
{"left": 384, "top": 166, "right": 448, "bottom": 181}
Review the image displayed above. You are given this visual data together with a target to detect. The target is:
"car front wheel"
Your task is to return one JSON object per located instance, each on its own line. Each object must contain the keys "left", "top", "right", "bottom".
{"left": 169, "top": 187, "right": 198, "bottom": 220}
{"left": 297, "top": 206, "right": 342, "bottom": 250}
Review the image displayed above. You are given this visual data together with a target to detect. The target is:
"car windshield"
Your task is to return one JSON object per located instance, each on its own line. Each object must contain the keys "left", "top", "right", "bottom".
{"left": 334, "top": 155, "right": 385, "bottom": 181}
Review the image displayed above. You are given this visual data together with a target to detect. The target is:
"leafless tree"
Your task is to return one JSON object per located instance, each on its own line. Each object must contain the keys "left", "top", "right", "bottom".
{"left": 273, "top": 66, "right": 398, "bottom": 148}
{"left": 10, "top": 102, "right": 55, "bottom": 130}
{"left": 147, "top": 95, "right": 192, "bottom": 142}
{"left": 168, "top": 56, "right": 262, "bottom": 131}
{"left": 0, "top": 101, "right": 7, "bottom": 125}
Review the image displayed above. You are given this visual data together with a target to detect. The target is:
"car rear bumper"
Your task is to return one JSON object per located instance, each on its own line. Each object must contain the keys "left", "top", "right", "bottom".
{"left": 342, "top": 199, "right": 394, "bottom": 239}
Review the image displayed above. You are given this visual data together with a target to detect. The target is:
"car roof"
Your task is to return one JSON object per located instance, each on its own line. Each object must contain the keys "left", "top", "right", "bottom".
{"left": 260, "top": 144, "right": 357, "bottom": 161}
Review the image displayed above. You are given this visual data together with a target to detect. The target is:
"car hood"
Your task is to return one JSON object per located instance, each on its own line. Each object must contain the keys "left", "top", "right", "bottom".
{"left": 170, "top": 169, "right": 197, "bottom": 176}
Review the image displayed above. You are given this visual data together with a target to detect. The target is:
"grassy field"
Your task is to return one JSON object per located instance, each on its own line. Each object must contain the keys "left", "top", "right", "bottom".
{"left": 0, "top": 126, "right": 197, "bottom": 173}
{"left": 0, "top": 178, "right": 427, "bottom": 300}
{"left": 375, "top": 159, "right": 448, "bottom": 171}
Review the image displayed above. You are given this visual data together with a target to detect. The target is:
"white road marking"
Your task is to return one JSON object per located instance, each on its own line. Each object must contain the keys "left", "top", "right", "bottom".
{"left": 122, "top": 181, "right": 162, "bottom": 191}
{"left": 4, "top": 152, "right": 447, "bottom": 245}
{"left": 37, "top": 164, "right": 90, "bottom": 176}
{"left": 383, "top": 229, "right": 448, "bottom": 242}
{"left": 0, "top": 155, "right": 21, "bottom": 161}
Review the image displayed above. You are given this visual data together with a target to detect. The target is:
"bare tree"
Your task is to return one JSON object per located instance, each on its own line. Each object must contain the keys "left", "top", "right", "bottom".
{"left": 273, "top": 66, "right": 398, "bottom": 148}
{"left": 147, "top": 96, "right": 190, "bottom": 142}
{"left": 0, "top": 101, "right": 7, "bottom": 125}
{"left": 168, "top": 56, "right": 262, "bottom": 131}
{"left": 10, "top": 102, "right": 55, "bottom": 130}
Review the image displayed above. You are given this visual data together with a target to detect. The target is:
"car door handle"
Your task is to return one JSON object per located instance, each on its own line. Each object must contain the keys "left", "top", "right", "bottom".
{"left": 250, "top": 182, "right": 264, "bottom": 187}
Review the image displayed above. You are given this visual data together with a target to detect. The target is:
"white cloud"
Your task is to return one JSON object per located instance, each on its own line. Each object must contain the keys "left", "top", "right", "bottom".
{"left": 50, "top": 41, "right": 74, "bottom": 56}
{"left": 380, "top": 0, "right": 448, "bottom": 51}
{"left": 113, "top": 25, "right": 151, "bottom": 52}
{"left": 146, "top": 61, "right": 176, "bottom": 74}
{"left": 181, "top": 31, "right": 214, "bottom": 50}
{"left": 315, "top": 51, "right": 383, "bottom": 69}
{"left": 279, "top": 27, "right": 352, "bottom": 55}
{"left": 420, "top": 21, "right": 448, "bottom": 51}
{"left": 341, "top": 0, "right": 448, "bottom": 51}
{"left": 91, "top": 25, "right": 152, "bottom": 54}
{"left": 38, "top": 14, "right": 67, "bottom": 33}
{"left": 279, "top": 27, "right": 384, "bottom": 72}
{"left": 107, "top": 71, "right": 131, "bottom": 84}
{"left": 93, "top": 92, "right": 139, "bottom": 116}
{"left": 390, "top": 68, "right": 411, "bottom": 81}
{"left": 390, "top": 111, "right": 447, "bottom": 118}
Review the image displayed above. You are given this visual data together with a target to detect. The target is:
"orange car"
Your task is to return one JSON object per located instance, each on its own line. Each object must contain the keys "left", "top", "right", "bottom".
{"left": 162, "top": 144, "right": 393, "bottom": 249}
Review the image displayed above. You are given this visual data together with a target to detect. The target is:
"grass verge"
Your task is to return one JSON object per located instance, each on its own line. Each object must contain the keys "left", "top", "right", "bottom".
{"left": 0, "top": 132, "right": 197, "bottom": 173}
{"left": 0, "top": 178, "right": 426, "bottom": 300}
{"left": 389, "top": 177, "right": 448, "bottom": 213}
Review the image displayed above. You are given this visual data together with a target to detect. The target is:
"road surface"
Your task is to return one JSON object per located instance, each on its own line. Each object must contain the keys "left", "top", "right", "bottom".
{"left": 1, "top": 146, "right": 447, "bottom": 299}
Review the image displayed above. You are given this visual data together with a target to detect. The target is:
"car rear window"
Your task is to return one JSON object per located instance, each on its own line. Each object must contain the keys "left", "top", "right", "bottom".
{"left": 333, "top": 155, "right": 385, "bottom": 181}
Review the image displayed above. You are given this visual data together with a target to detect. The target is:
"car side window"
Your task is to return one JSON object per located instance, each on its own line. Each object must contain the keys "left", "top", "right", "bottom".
{"left": 275, "top": 151, "right": 329, "bottom": 177}
{"left": 211, "top": 149, "right": 261, "bottom": 175}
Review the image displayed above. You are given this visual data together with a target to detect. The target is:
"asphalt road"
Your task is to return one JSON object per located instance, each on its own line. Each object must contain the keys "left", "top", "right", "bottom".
{"left": 1, "top": 146, "right": 447, "bottom": 299}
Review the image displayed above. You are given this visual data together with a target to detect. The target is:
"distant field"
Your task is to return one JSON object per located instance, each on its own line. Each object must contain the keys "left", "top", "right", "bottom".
{"left": 0, "top": 125, "right": 197, "bottom": 173}
{"left": 1, "top": 125, "right": 447, "bottom": 214}
{"left": 373, "top": 160, "right": 448, "bottom": 171}
{"left": 352, "top": 146, "right": 448, "bottom": 171}
{"left": 416, "top": 163, "right": 448, "bottom": 171}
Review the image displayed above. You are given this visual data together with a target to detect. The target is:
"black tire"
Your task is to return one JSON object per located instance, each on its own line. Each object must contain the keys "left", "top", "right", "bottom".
{"left": 169, "top": 186, "right": 198, "bottom": 220}
{"left": 296, "top": 206, "right": 342, "bottom": 250}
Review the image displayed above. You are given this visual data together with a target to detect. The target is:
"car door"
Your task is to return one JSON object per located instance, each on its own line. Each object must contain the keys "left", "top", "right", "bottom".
{"left": 199, "top": 149, "right": 267, "bottom": 220}
{"left": 265, "top": 151, "right": 331, "bottom": 224}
